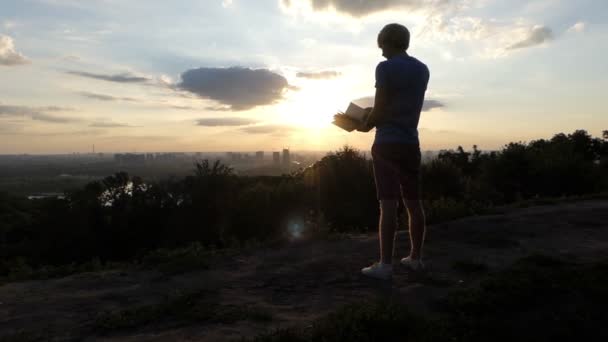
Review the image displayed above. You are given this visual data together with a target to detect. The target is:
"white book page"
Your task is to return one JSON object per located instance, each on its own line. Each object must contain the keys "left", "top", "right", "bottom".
{"left": 343, "top": 96, "right": 374, "bottom": 122}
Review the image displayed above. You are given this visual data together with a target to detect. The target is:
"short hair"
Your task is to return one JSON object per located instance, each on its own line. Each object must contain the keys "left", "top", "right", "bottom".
{"left": 377, "top": 23, "right": 410, "bottom": 51}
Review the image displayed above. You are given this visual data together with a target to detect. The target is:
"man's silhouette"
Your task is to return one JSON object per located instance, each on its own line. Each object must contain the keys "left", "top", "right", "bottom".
{"left": 358, "top": 23, "right": 430, "bottom": 280}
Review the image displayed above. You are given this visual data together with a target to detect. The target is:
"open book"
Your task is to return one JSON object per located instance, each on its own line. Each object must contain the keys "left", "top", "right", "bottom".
{"left": 333, "top": 97, "right": 374, "bottom": 132}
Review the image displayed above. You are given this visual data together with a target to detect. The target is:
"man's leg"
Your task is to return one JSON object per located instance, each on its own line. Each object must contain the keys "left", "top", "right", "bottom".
{"left": 379, "top": 199, "right": 399, "bottom": 264}
{"left": 404, "top": 199, "right": 426, "bottom": 260}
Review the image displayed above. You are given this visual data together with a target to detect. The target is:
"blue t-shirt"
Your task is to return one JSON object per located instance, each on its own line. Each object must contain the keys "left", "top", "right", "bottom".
{"left": 374, "top": 54, "right": 429, "bottom": 145}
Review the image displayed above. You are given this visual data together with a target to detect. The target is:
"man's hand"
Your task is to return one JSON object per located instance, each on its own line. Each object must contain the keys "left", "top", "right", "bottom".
{"left": 356, "top": 107, "right": 374, "bottom": 132}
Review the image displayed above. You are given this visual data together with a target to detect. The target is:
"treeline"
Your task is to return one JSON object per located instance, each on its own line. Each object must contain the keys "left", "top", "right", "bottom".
{"left": 1, "top": 130, "right": 607, "bottom": 276}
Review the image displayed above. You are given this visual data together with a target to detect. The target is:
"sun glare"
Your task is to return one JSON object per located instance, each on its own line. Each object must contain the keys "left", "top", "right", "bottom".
{"left": 280, "top": 78, "right": 358, "bottom": 130}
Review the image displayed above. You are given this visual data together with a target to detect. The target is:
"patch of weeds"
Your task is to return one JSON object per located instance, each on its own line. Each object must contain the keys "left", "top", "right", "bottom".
{"left": 451, "top": 260, "right": 489, "bottom": 274}
{"left": 244, "top": 254, "right": 608, "bottom": 342}
{"left": 139, "top": 242, "right": 210, "bottom": 276}
{"left": 245, "top": 300, "right": 429, "bottom": 342}
{"left": 0, "top": 257, "right": 124, "bottom": 285}
{"left": 438, "top": 254, "right": 608, "bottom": 341}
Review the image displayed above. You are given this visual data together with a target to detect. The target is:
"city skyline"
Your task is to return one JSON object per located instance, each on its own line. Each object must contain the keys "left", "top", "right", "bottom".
{"left": 1, "top": 0, "right": 607, "bottom": 154}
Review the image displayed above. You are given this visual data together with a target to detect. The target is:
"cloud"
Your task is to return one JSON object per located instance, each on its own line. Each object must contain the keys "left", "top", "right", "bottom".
{"left": 281, "top": 0, "right": 442, "bottom": 17}
{"left": 240, "top": 124, "right": 298, "bottom": 135}
{"left": 196, "top": 117, "right": 259, "bottom": 126}
{"left": 296, "top": 70, "right": 341, "bottom": 79}
{"left": 66, "top": 70, "right": 151, "bottom": 83}
{"left": 177, "top": 67, "right": 292, "bottom": 110}
{"left": 2, "top": 20, "right": 17, "bottom": 30}
{"left": 78, "top": 91, "right": 138, "bottom": 102}
{"left": 0, "top": 104, "right": 76, "bottom": 123}
{"left": 89, "top": 122, "right": 134, "bottom": 128}
{"left": 171, "top": 105, "right": 195, "bottom": 110}
{"left": 568, "top": 22, "right": 586, "bottom": 33}
{"left": 507, "top": 25, "right": 553, "bottom": 50}
{"left": 0, "top": 35, "right": 29, "bottom": 66}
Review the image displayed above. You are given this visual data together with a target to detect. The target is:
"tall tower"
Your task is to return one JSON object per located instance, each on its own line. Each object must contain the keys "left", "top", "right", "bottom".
{"left": 282, "top": 148, "right": 290, "bottom": 168}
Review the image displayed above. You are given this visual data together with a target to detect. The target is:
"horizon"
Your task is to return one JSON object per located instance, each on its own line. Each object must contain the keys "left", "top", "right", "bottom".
{"left": 1, "top": 0, "right": 607, "bottom": 154}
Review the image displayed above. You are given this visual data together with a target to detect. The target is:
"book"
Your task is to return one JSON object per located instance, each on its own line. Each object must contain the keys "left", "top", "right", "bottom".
{"left": 333, "top": 99, "right": 373, "bottom": 132}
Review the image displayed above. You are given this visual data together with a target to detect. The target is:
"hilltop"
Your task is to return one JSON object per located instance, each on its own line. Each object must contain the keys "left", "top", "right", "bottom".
{"left": 1, "top": 199, "right": 607, "bottom": 341}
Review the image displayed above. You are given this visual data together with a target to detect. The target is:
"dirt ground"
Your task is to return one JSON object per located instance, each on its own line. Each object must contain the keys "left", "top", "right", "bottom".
{"left": 1, "top": 200, "right": 608, "bottom": 341}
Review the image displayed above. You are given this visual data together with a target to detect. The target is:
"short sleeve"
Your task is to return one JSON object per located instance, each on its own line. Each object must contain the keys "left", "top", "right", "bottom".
{"left": 375, "top": 62, "right": 388, "bottom": 88}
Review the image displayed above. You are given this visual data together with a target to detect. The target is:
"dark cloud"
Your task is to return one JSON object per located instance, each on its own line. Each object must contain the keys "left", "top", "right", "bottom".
{"left": 0, "top": 104, "right": 76, "bottom": 123}
{"left": 177, "top": 67, "right": 292, "bottom": 111}
{"left": 66, "top": 70, "right": 151, "bottom": 83}
{"left": 240, "top": 124, "right": 297, "bottom": 135}
{"left": 78, "top": 91, "right": 138, "bottom": 102}
{"left": 0, "top": 35, "right": 29, "bottom": 66}
{"left": 283, "top": 0, "right": 428, "bottom": 17}
{"left": 422, "top": 99, "right": 445, "bottom": 111}
{"left": 296, "top": 70, "right": 341, "bottom": 79}
{"left": 507, "top": 26, "right": 553, "bottom": 50}
{"left": 196, "top": 117, "right": 259, "bottom": 127}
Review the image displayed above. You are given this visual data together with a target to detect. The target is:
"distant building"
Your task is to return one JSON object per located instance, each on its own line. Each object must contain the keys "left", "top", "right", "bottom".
{"left": 273, "top": 152, "right": 281, "bottom": 165}
{"left": 256, "top": 151, "right": 264, "bottom": 162}
{"left": 282, "top": 149, "right": 291, "bottom": 168}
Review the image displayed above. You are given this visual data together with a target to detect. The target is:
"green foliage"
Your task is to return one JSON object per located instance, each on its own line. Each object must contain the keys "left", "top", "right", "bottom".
{"left": 300, "top": 145, "right": 378, "bottom": 232}
{"left": 438, "top": 255, "right": 608, "bottom": 341}
{"left": 1, "top": 130, "right": 607, "bottom": 281}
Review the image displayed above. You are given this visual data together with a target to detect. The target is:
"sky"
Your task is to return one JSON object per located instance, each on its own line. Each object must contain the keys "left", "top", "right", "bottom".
{"left": 0, "top": 0, "right": 607, "bottom": 154}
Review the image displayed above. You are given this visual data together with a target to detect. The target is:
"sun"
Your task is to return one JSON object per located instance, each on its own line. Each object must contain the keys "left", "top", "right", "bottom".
{"left": 280, "top": 79, "right": 351, "bottom": 129}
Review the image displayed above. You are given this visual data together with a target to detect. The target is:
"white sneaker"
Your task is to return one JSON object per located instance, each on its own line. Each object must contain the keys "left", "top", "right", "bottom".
{"left": 361, "top": 262, "right": 393, "bottom": 280}
{"left": 400, "top": 256, "right": 425, "bottom": 271}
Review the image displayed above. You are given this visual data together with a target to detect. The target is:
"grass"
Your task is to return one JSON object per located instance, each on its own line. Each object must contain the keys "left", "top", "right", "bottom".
{"left": 0, "top": 257, "right": 127, "bottom": 286}
{"left": 244, "top": 254, "right": 608, "bottom": 342}
{"left": 138, "top": 243, "right": 212, "bottom": 276}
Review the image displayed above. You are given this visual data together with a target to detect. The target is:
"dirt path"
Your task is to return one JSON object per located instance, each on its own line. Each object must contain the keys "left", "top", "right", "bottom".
{"left": 2, "top": 200, "right": 608, "bottom": 341}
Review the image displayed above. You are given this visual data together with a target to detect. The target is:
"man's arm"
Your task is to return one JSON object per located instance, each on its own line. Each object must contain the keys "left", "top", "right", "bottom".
{"left": 358, "top": 87, "right": 389, "bottom": 132}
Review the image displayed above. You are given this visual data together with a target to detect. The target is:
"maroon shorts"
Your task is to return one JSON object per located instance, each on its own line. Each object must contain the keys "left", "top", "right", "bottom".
{"left": 371, "top": 143, "right": 421, "bottom": 200}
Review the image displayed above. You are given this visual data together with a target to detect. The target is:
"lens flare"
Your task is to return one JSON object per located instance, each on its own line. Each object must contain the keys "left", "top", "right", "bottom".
{"left": 287, "top": 221, "right": 304, "bottom": 240}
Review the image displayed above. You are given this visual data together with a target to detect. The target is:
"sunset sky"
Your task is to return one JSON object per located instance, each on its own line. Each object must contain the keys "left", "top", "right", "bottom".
{"left": 1, "top": 0, "right": 607, "bottom": 154}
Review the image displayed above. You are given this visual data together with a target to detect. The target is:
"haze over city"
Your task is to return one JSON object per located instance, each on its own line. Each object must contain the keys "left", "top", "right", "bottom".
{"left": 1, "top": 0, "right": 607, "bottom": 154}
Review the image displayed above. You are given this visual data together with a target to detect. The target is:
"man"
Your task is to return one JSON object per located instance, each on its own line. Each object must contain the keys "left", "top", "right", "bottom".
{"left": 359, "top": 23, "right": 430, "bottom": 280}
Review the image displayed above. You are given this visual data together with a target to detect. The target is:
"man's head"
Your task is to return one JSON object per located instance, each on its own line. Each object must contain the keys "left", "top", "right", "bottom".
{"left": 377, "top": 23, "right": 410, "bottom": 58}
